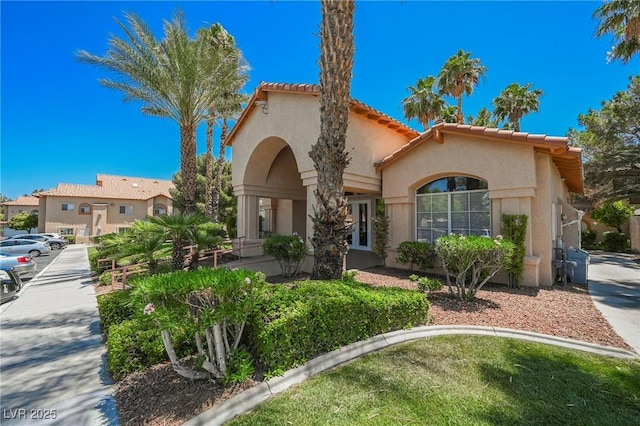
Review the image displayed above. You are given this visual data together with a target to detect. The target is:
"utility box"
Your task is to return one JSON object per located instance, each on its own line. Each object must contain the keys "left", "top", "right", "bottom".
{"left": 566, "top": 246, "right": 590, "bottom": 285}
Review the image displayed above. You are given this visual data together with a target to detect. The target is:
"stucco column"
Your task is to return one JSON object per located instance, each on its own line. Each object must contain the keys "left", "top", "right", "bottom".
{"left": 237, "top": 195, "right": 260, "bottom": 240}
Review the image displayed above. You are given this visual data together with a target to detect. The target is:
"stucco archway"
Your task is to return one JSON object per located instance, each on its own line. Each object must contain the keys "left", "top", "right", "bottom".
{"left": 237, "top": 137, "right": 306, "bottom": 249}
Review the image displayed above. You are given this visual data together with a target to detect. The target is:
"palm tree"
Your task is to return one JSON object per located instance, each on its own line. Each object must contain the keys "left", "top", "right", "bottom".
{"left": 594, "top": 0, "right": 640, "bottom": 64}
{"left": 402, "top": 76, "right": 446, "bottom": 130}
{"left": 148, "top": 212, "right": 208, "bottom": 270}
{"left": 492, "top": 83, "right": 543, "bottom": 132}
{"left": 77, "top": 11, "right": 220, "bottom": 214}
{"left": 467, "top": 107, "right": 499, "bottom": 127}
{"left": 118, "top": 221, "right": 171, "bottom": 275}
{"left": 196, "top": 24, "right": 249, "bottom": 221}
{"left": 438, "top": 105, "right": 459, "bottom": 124}
{"left": 309, "top": 0, "right": 355, "bottom": 280}
{"left": 437, "top": 49, "right": 487, "bottom": 124}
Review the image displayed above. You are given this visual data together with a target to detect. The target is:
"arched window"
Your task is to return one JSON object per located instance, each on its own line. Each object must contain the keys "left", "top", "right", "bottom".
{"left": 153, "top": 204, "right": 167, "bottom": 216}
{"left": 79, "top": 203, "right": 91, "bottom": 215}
{"left": 416, "top": 176, "right": 490, "bottom": 242}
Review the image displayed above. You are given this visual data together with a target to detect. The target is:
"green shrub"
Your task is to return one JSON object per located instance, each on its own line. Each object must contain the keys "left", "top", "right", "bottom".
{"left": 247, "top": 280, "right": 429, "bottom": 374}
{"left": 96, "top": 289, "right": 136, "bottom": 334}
{"left": 436, "top": 235, "right": 514, "bottom": 301}
{"left": 106, "top": 317, "right": 197, "bottom": 381}
{"left": 98, "top": 271, "right": 113, "bottom": 286}
{"left": 263, "top": 234, "right": 308, "bottom": 277}
{"left": 224, "top": 348, "right": 255, "bottom": 385}
{"left": 602, "top": 231, "right": 630, "bottom": 252}
{"left": 409, "top": 274, "right": 443, "bottom": 294}
{"left": 501, "top": 214, "right": 528, "bottom": 287}
{"left": 63, "top": 236, "right": 75, "bottom": 244}
{"left": 581, "top": 229, "right": 597, "bottom": 249}
{"left": 372, "top": 199, "right": 390, "bottom": 266}
{"left": 396, "top": 241, "right": 437, "bottom": 271}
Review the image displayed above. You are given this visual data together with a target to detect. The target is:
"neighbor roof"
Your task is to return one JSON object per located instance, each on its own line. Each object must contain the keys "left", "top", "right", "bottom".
{"left": 226, "top": 82, "right": 420, "bottom": 146}
{"left": 375, "top": 122, "right": 584, "bottom": 194}
{"left": 2, "top": 196, "right": 40, "bottom": 206}
{"left": 37, "top": 174, "right": 174, "bottom": 201}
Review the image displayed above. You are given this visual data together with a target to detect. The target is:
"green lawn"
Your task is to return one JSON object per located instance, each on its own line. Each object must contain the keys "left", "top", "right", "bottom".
{"left": 229, "top": 335, "right": 640, "bottom": 426}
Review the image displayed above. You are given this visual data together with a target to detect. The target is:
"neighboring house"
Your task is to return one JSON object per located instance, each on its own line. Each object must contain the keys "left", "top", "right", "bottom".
{"left": 228, "top": 82, "right": 584, "bottom": 287}
{"left": 35, "top": 174, "right": 174, "bottom": 243}
{"left": 1, "top": 196, "right": 40, "bottom": 236}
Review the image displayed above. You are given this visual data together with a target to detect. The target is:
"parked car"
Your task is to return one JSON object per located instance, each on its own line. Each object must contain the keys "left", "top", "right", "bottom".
{"left": 0, "top": 252, "right": 37, "bottom": 275}
{"left": 0, "top": 266, "right": 22, "bottom": 304}
{"left": 0, "top": 239, "right": 51, "bottom": 257}
{"left": 10, "top": 234, "right": 68, "bottom": 250}
{"left": 38, "top": 233, "right": 63, "bottom": 239}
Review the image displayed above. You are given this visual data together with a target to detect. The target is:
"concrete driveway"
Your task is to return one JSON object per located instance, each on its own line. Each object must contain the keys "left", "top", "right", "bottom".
{"left": 588, "top": 252, "right": 640, "bottom": 354}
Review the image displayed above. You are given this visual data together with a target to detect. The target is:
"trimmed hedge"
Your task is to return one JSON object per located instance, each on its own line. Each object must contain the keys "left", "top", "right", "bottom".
{"left": 602, "top": 231, "right": 630, "bottom": 252}
{"left": 96, "top": 290, "right": 136, "bottom": 335}
{"left": 246, "top": 280, "right": 429, "bottom": 373}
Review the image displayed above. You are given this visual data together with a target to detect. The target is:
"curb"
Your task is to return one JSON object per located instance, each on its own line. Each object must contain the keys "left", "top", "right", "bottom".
{"left": 183, "top": 325, "right": 639, "bottom": 426}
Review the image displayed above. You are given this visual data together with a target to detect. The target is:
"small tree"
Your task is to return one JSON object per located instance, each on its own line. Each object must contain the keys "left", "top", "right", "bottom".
{"left": 372, "top": 199, "right": 390, "bottom": 266}
{"left": 7, "top": 212, "right": 38, "bottom": 233}
{"left": 135, "top": 268, "right": 264, "bottom": 381}
{"left": 591, "top": 199, "right": 634, "bottom": 232}
{"left": 436, "top": 234, "right": 514, "bottom": 301}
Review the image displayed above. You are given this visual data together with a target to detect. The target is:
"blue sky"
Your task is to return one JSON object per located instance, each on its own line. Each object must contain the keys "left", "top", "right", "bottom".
{"left": 1, "top": 1, "right": 638, "bottom": 200}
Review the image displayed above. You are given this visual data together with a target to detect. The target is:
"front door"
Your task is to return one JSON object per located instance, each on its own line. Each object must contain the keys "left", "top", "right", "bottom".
{"left": 346, "top": 201, "right": 371, "bottom": 251}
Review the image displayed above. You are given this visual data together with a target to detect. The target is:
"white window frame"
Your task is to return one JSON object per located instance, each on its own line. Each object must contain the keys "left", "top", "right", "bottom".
{"left": 415, "top": 179, "right": 491, "bottom": 243}
{"left": 119, "top": 205, "right": 133, "bottom": 215}
{"left": 59, "top": 228, "right": 74, "bottom": 236}
{"left": 61, "top": 203, "right": 75, "bottom": 212}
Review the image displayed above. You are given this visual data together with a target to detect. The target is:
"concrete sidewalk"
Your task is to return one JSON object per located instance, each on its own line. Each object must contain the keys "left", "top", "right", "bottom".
{"left": 0, "top": 244, "right": 118, "bottom": 425}
{"left": 588, "top": 252, "right": 640, "bottom": 355}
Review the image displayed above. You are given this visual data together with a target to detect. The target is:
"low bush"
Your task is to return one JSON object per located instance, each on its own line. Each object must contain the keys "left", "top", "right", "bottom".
{"left": 396, "top": 241, "right": 437, "bottom": 271}
{"left": 409, "top": 274, "right": 443, "bottom": 294}
{"left": 581, "top": 229, "right": 597, "bottom": 249}
{"left": 96, "top": 289, "right": 136, "bottom": 334}
{"left": 263, "top": 234, "right": 308, "bottom": 277}
{"left": 246, "top": 280, "right": 429, "bottom": 374}
{"left": 602, "top": 231, "right": 630, "bottom": 252}
{"left": 106, "top": 318, "right": 196, "bottom": 381}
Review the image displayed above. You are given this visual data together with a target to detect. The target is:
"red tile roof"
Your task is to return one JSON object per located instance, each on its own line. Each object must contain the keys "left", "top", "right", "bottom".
{"left": 226, "top": 82, "right": 419, "bottom": 146}
{"left": 2, "top": 195, "right": 40, "bottom": 206}
{"left": 375, "top": 122, "right": 584, "bottom": 193}
{"left": 37, "top": 174, "right": 174, "bottom": 201}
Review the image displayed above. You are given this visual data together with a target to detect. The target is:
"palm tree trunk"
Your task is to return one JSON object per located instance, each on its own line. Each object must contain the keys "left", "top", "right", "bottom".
{"left": 457, "top": 95, "right": 463, "bottom": 124}
{"left": 180, "top": 123, "right": 198, "bottom": 214}
{"left": 213, "top": 119, "right": 229, "bottom": 223}
{"left": 205, "top": 119, "right": 214, "bottom": 220}
{"left": 309, "top": 0, "right": 355, "bottom": 280}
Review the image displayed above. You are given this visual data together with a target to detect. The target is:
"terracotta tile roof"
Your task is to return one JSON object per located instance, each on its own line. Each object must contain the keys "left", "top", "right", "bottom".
{"left": 226, "top": 82, "right": 419, "bottom": 146}
{"left": 2, "top": 195, "right": 40, "bottom": 206}
{"left": 37, "top": 174, "right": 174, "bottom": 201}
{"left": 375, "top": 122, "right": 584, "bottom": 194}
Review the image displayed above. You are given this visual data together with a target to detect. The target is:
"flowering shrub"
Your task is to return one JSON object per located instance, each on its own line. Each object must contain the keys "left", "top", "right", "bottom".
{"left": 436, "top": 234, "right": 514, "bottom": 301}
{"left": 263, "top": 234, "right": 308, "bottom": 277}
{"left": 133, "top": 267, "right": 265, "bottom": 381}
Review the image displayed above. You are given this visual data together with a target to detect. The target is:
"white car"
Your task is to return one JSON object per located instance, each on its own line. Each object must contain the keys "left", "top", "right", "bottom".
{"left": 38, "top": 233, "right": 63, "bottom": 239}
{"left": 0, "top": 239, "right": 51, "bottom": 257}
{"left": 0, "top": 252, "right": 37, "bottom": 275}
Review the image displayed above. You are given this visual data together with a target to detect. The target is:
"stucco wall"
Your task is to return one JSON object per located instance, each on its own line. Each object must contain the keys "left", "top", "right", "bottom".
{"left": 382, "top": 136, "right": 571, "bottom": 286}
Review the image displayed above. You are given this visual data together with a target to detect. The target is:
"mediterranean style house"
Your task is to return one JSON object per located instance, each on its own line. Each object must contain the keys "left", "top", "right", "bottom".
{"left": 1, "top": 195, "right": 40, "bottom": 236}
{"left": 35, "top": 174, "right": 174, "bottom": 243}
{"left": 227, "top": 82, "right": 585, "bottom": 287}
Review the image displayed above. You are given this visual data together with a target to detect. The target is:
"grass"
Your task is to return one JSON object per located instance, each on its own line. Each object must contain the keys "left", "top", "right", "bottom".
{"left": 229, "top": 335, "right": 640, "bottom": 426}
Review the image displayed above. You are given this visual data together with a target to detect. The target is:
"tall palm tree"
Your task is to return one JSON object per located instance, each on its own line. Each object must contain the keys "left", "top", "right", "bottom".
{"left": 77, "top": 11, "right": 220, "bottom": 214}
{"left": 437, "top": 49, "right": 487, "bottom": 124}
{"left": 594, "top": 0, "right": 640, "bottom": 64}
{"left": 309, "top": 0, "right": 355, "bottom": 280}
{"left": 438, "top": 105, "right": 459, "bottom": 124}
{"left": 492, "top": 83, "right": 543, "bottom": 132}
{"left": 196, "top": 24, "right": 248, "bottom": 221}
{"left": 402, "top": 76, "right": 446, "bottom": 130}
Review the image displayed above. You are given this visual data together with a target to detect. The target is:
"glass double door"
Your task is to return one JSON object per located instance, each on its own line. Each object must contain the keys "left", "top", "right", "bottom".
{"left": 346, "top": 200, "right": 371, "bottom": 251}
